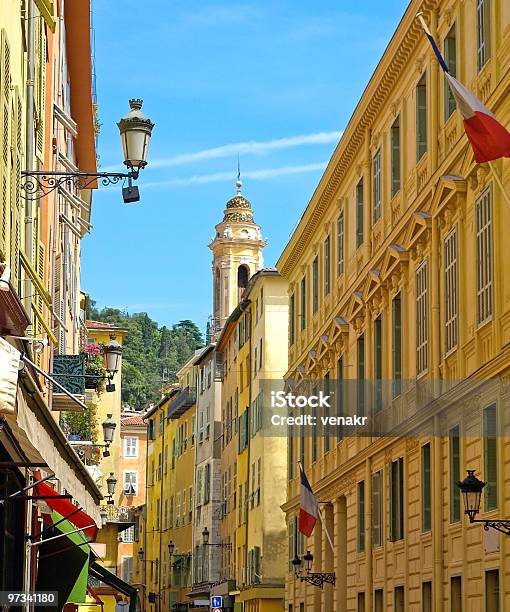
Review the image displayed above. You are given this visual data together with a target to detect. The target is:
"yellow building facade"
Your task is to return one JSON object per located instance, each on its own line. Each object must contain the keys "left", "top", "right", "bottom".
{"left": 278, "top": 0, "right": 510, "bottom": 611}
{"left": 142, "top": 358, "right": 197, "bottom": 612}
{"left": 212, "top": 269, "right": 289, "bottom": 612}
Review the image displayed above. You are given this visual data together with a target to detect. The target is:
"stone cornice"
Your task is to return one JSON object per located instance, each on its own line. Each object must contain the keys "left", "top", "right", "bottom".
{"left": 277, "top": 0, "right": 436, "bottom": 278}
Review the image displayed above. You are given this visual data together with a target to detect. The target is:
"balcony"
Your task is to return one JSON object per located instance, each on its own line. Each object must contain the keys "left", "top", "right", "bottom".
{"left": 168, "top": 387, "right": 196, "bottom": 420}
{"left": 51, "top": 354, "right": 86, "bottom": 411}
{"left": 105, "top": 505, "right": 135, "bottom": 532}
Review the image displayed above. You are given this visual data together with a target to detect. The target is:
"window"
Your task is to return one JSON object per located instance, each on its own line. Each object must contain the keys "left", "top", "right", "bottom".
{"left": 444, "top": 25, "right": 457, "bottom": 120}
{"left": 336, "top": 356, "right": 344, "bottom": 441}
{"left": 422, "top": 443, "right": 431, "bottom": 531}
{"left": 372, "top": 470, "right": 383, "bottom": 547}
{"left": 357, "top": 481, "right": 365, "bottom": 552}
{"left": 324, "top": 235, "right": 331, "bottom": 295}
{"left": 416, "top": 261, "right": 429, "bottom": 375}
{"left": 121, "top": 556, "right": 133, "bottom": 583}
{"left": 312, "top": 386, "right": 318, "bottom": 463}
{"left": 124, "top": 471, "right": 138, "bottom": 496}
{"left": 288, "top": 423, "right": 295, "bottom": 480}
{"left": 300, "top": 276, "right": 307, "bottom": 330}
{"left": 300, "top": 425, "right": 305, "bottom": 466}
{"left": 484, "top": 404, "right": 497, "bottom": 511}
{"left": 374, "top": 316, "right": 383, "bottom": 413}
{"left": 204, "top": 463, "right": 211, "bottom": 504}
{"left": 374, "top": 589, "right": 384, "bottom": 612}
{"left": 324, "top": 373, "right": 330, "bottom": 453}
{"left": 337, "top": 211, "right": 344, "bottom": 275}
{"left": 449, "top": 425, "right": 461, "bottom": 523}
{"left": 259, "top": 338, "right": 262, "bottom": 369}
{"left": 312, "top": 256, "right": 319, "bottom": 313}
{"left": 451, "top": 576, "right": 462, "bottom": 612}
{"left": 476, "top": 187, "right": 493, "bottom": 325}
{"left": 124, "top": 436, "right": 138, "bottom": 458}
{"left": 392, "top": 293, "right": 402, "bottom": 397}
{"left": 476, "top": 0, "right": 490, "bottom": 71}
{"left": 486, "top": 569, "right": 499, "bottom": 612}
{"left": 357, "top": 592, "right": 365, "bottom": 612}
{"left": 390, "top": 458, "right": 404, "bottom": 541}
{"left": 372, "top": 149, "right": 381, "bottom": 223}
{"left": 121, "top": 525, "right": 134, "bottom": 543}
{"left": 395, "top": 586, "right": 405, "bottom": 612}
{"left": 357, "top": 335, "right": 365, "bottom": 416}
{"left": 290, "top": 293, "right": 295, "bottom": 345}
{"left": 356, "top": 179, "right": 364, "bottom": 247}
{"left": 391, "top": 115, "right": 400, "bottom": 197}
{"left": 148, "top": 419, "right": 155, "bottom": 440}
{"left": 444, "top": 227, "right": 458, "bottom": 352}
{"left": 422, "top": 581, "right": 432, "bottom": 612}
{"left": 416, "top": 72, "right": 428, "bottom": 161}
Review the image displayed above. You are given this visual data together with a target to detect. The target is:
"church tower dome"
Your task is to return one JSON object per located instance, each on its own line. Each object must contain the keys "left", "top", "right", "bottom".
{"left": 209, "top": 178, "right": 266, "bottom": 335}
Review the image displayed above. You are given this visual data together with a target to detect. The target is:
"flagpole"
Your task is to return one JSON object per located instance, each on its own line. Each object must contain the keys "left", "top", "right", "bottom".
{"left": 318, "top": 507, "right": 335, "bottom": 554}
{"left": 488, "top": 161, "right": 510, "bottom": 209}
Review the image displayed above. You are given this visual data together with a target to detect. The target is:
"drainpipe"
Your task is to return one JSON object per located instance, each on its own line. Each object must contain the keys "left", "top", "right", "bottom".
{"left": 24, "top": 0, "right": 35, "bottom": 309}
{"left": 23, "top": 4, "right": 35, "bottom": 605}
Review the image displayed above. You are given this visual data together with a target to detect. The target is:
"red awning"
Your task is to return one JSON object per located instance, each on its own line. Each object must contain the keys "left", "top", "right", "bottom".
{"left": 34, "top": 476, "right": 98, "bottom": 541}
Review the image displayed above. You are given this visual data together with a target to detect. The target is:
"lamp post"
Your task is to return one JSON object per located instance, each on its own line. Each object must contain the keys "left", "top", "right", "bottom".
{"left": 457, "top": 470, "right": 510, "bottom": 535}
{"left": 292, "top": 550, "right": 335, "bottom": 589}
{"left": 106, "top": 472, "right": 117, "bottom": 505}
{"left": 21, "top": 99, "right": 154, "bottom": 204}
{"left": 202, "top": 526, "right": 232, "bottom": 550}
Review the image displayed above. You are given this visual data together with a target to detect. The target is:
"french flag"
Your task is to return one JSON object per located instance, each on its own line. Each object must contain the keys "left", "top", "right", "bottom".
{"left": 298, "top": 462, "right": 319, "bottom": 537}
{"left": 418, "top": 14, "right": 510, "bottom": 164}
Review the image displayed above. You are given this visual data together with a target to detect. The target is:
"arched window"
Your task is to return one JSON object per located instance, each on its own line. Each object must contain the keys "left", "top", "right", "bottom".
{"left": 237, "top": 265, "right": 249, "bottom": 302}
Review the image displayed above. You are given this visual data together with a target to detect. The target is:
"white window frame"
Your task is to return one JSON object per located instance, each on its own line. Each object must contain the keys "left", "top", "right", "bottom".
{"left": 124, "top": 436, "right": 138, "bottom": 458}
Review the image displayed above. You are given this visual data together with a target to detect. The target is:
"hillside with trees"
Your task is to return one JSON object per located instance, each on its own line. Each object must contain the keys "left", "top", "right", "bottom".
{"left": 86, "top": 301, "right": 204, "bottom": 408}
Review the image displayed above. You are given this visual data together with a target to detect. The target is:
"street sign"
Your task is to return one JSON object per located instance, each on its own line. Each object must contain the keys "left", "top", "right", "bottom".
{"left": 212, "top": 609, "right": 221, "bottom": 612}
{"left": 211, "top": 595, "right": 223, "bottom": 607}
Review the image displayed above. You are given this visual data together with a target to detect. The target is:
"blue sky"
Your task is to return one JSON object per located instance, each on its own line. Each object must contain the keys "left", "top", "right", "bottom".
{"left": 82, "top": 0, "right": 409, "bottom": 332}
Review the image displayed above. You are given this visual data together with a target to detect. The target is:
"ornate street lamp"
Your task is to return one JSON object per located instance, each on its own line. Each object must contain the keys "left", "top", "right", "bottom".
{"left": 106, "top": 472, "right": 117, "bottom": 505}
{"left": 21, "top": 99, "right": 154, "bottom": 204}
{"left": 101, "top": 414, "right": 116, "bottom": 457}
{"left": 100, "top": 509, "right": 108, "bottom": 528}
{"left": 118, "top": 99, "right": 154, "bottom": 175}
{"left": 103, "top": 335, "right": 123, "bottom": 375}
{"left": 292, "top": 550, "right": 335, "bottom": 589}
{"left": 202, "top": 526, "right": 232, "bottom": 550}
{"left": 457, "top": 470, "right": 510, "bottom": 535}
{"left": 168, "top": 540, "right": 175, "bottom": 556}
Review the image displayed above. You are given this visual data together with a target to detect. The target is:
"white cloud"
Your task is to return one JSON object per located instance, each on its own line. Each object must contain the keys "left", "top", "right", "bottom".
{"left": 149, "top": 131, "right": 341, "bottom": 169}
{"left": 142, "top": 161, "right": 328, "bottom": 189}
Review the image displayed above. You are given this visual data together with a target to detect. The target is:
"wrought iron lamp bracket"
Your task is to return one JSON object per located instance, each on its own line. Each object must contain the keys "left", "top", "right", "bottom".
{"left": 297, "top": 571, "right": 336, "bottom": 589}
{"left": 471, "top": 518, "right": 510, "bottom": 536}
{"left": 20, "top": 170, "right": 139, "bottom": 200}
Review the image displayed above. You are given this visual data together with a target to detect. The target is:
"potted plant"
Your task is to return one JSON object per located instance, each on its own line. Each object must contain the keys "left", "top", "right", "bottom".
{"left": 83, "top": 344, "right": 105, "bottom": 390}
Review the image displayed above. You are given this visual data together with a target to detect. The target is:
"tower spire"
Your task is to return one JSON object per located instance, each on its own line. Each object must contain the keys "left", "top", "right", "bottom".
{"left": 236, "top": 155, "right": 242, "bottom": 194}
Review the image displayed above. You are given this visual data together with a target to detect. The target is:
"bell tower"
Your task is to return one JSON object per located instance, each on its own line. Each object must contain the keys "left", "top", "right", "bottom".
{"left": 209, "top": 179, "right": 266, "bottom": 334}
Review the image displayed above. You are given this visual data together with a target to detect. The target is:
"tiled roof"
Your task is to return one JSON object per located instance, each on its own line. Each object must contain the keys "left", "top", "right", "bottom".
{"left": 121, "top": 414, "right": 146, "bottom": 427}
{"left": 86, "top": 320, "right": 116, "bottom": 328}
